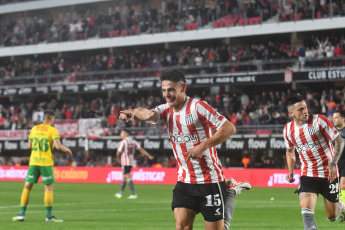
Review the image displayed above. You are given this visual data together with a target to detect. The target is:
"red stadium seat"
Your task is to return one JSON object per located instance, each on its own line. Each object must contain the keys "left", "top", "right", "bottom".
{"left": 253, "top": 17, "right": 260, "bottom": 24}
{"left": 133, "top": 25, "right": 139, "bottom": 35}
{"left": 316, "top": 10, "right": 321, "bottom": 18}
{"left": 169, "top": 25, "right": 175, "bottom": 31}
{"left": 290, "top": 14, "right": 295, "bottom": 21}
{"left": 230, "top": 15, "right": 238, "bottom": 21}
{"left": 185, "top": 23, "right": 192, "bottom": 30}
{"left": 297, "top": 13, "right": 302, "bottom": 20}
{"left": 238, "top": 18, "right": 243, "bottom": 26}
{"left": 113, "top": 30, "right": 119, "bottom": 37}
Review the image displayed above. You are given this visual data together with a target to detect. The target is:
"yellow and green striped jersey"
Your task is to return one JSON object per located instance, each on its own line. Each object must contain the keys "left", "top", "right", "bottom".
{"left": 29, "top": 124, "right": 60, "bottom": 166}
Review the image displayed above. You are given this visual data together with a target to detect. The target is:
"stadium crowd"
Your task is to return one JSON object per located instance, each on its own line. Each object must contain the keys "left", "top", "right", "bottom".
{"left": 0, "top": 0, "right": 275, "bottom": 47}
{"left": 0, "top": 0, "right": 34, "bottom": 5}
{"left": 1, "top": 32, "right": 345, "bottom": 80}
{"left": 1, "top": 0, "right": 345, "bottom": 169}
{"left": 279, "top": 0, "right": 345, "bottom": 21}
{"left": 1, "top": 85, "right": 344, "bottom": 131}
{"left": 1, "top": 0, "right": 343, "bottom": 48}
{"left": 1, "top": 85, "right": 344, "bottom": 168}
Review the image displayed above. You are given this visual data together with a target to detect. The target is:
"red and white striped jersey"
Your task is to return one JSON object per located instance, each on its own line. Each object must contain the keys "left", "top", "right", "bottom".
{"left": 152, "top": 96, "right": 226, "bottom": 184}
{"left": 283, "top": 114, "right": 339, "bottom": 178}
{"left": 117, "top": 137, "right": 141, "bottom": 166}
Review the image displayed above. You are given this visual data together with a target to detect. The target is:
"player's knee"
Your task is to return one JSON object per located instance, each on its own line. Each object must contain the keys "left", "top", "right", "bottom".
{"left": 24, "top": 182, "right": 33, "bottom": 189}
{"left": 175, "top": 222, "right": 192, "bottom": 230}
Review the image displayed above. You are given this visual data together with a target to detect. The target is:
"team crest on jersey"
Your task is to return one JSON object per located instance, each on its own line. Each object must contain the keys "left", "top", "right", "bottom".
{"left": 307, "top": 126, "right": 316, "bottom": 135}
{"left": 185, "top": 114, "right": 194, "bottom": 125}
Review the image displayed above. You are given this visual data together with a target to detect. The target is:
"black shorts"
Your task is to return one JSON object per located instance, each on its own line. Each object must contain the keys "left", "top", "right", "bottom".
{"left": 295, "top": 176, "right": 339, "bottom": 203}
{"left": 122, "top": 166, "right": 132, "bottom": 174}
{"left": 171, "top": 181, "right": 226, "bottom": 222}
{"left": 338, "top": 161, "right": 345, "bottom": 178}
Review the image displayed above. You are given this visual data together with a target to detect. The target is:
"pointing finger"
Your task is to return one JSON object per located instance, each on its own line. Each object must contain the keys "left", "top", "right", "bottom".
{"left": 186, "top": 154, "right": 191, "bottom": 163}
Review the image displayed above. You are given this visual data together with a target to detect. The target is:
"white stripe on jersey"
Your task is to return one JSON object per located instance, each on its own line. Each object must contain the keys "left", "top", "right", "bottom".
{"left": 283, "top": 114, "right": 339, "bottom": 178}
{"left": 117, "top": 137, "right": 140, "bottom": 166}
{"left": 152, "top": 96, "right": 226, "bottom": 184}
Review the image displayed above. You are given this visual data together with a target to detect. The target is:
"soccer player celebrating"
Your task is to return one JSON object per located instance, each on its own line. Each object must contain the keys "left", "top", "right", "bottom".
{"left": 12, "top": 110, "right": 73, "bottom": 222}
{"left": 284, "top": 95, "right": 345, "bottom": 229}
{"left": 332, "top": 109, "right": 345, "bottom": 222}
{"left": 119, "top": 69, "right": 250, "bottom": 230}
{"left": 114, "top": 128, "right": 154, "bottom": 199}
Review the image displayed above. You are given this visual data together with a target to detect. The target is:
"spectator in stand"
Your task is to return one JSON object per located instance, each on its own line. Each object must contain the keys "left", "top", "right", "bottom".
{"left": 107, "top": 110, "right": 118, "bottom": 128}
{"left": 297, "top": 45, "right": 306, "bottom": 69}
{"left": 224, "top": 156, "right": 231, "bottom": 168}
{"left": 242, "top": 152, "right": 251, "bottom": 168}
{"left": 334, "top": 43, "right": 345, "bottom": 65}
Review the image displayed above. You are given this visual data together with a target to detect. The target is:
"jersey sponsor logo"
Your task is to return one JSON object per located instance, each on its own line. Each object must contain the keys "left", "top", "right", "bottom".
{"left": 185, "top": 114, "right": 194, "bottom": 125}
{"left": 36, "top": 126, "right": 48, "bottom": 132}
{"left": 210, "top": 114, "right": 221, "bottom": 123}
{"left": 296, "top": 142, "right": 320, "bottom": 152}
{"left": 170, "top": 133, "right": 198, "bottom": 144}
{"left": 307, "top": 126, "right": 317, "bottom": 135}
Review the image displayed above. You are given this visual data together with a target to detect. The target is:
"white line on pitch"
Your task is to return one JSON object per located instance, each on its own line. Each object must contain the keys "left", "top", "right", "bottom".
{"left": 0, "top": 200, "right": 170, "bottom": 209}
{"left": 0, "top": 207, "right": 169, "bottom": 215}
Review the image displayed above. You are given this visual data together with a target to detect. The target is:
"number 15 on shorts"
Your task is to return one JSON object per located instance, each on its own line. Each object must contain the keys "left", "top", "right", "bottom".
{"left": 205, "top": 194, "right": 221, "bottom": 206}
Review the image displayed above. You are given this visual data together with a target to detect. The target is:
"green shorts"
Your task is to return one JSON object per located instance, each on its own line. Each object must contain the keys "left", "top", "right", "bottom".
{"left": 25, "top": 165, "right": 55, "bottom": 185}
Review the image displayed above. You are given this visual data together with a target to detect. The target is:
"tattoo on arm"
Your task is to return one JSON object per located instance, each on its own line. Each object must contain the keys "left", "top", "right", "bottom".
{"left": 332, "top": 135, "right": 345, "bottom": 165}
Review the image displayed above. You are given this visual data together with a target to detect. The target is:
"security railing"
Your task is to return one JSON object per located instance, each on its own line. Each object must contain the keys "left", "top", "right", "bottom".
{"left": 1, "top": 55, "right": 344, "bottom": 87}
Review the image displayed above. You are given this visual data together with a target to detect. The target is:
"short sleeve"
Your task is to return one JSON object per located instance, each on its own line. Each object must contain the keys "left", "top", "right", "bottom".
{"left": 29, "top": 127, "right": 34, "bottom": 141}
{"left": 283, "top": 125, "right": 294, "bottom": 149}
{"left": 196, "top": 101, "right": 226, "bottom": 130}
{"left": 318, "top": 115, "right": 339, "bottom": 141}
{"left": 52, "top": 128, "right": 60, "bottom": 140}
{"left": 150, "top": 103, "right": 170, "bottom": 124}
{"left": 133, "top": 139, "right": 141, "bottom": 149}
{"left": 117, "top": 140, "right": 124, "bottom": 152}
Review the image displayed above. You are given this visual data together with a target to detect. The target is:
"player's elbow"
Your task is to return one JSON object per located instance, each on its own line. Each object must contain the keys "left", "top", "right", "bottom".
{"left": 231, "top": 125, "right": 236, "bottom": 135}
{"left": 54, "top": 143, "right": 62, "bottom": 151}
{"left": 226, "top": 121, "right": 236, "bottom": 136}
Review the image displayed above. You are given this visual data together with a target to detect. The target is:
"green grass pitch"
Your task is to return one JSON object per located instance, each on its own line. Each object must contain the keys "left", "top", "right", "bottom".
{"left": 0, "top": 181, "right": 344, "bottom": 229}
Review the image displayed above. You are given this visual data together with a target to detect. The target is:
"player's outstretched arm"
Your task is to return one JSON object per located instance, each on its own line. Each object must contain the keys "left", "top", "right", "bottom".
{"left": 138, "top": 147, "right": 154, "bottom": 160}
{"left": 285, "top": 147, "right": 296, "bottom": 183}
{"left": 326, "top": 135, "right": 344, "bottom": 182}
{"left": 186, "top": 120, "right": 235, "bottom": 162}
{"left": 54, "top": 139, "right": 73, "bottom": 156}
{"left": 119, "top": 108, "right": 158, "bottom": 123}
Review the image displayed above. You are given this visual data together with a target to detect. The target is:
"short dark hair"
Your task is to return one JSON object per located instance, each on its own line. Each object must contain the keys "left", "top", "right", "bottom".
{"left": 43, "top": 110, "right": 55, "bottom": 120}
{"left": 120, "top": 128, "right": 129, "bottom": 133}
{"left": 286, "top": 95, "right": 304, "bottom": 107}
{"left": 333, "top": 110, "right": 345, "bottom": 118}
{"left": 160, "top": 69, "right": 186, "bottom": 83}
